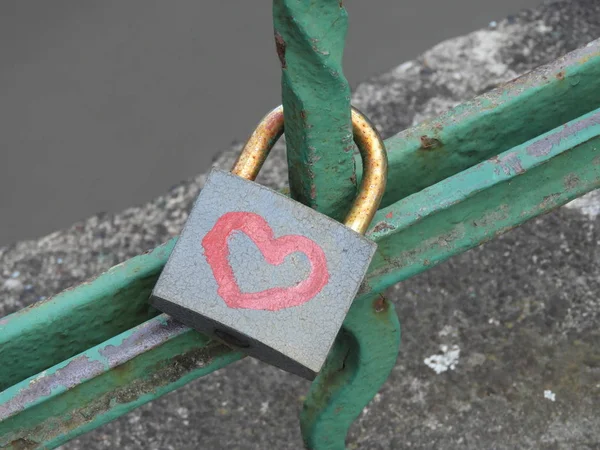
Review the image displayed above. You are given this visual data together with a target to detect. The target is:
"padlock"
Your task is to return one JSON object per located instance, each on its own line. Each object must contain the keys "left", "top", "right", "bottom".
{"left": 150, "top": 105, "right": 387, "bottom": 379}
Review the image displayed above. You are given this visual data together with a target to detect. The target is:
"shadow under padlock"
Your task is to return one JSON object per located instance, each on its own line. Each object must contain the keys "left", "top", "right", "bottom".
{"left": 149, "top": 105, "right": 387, "bottom": 380}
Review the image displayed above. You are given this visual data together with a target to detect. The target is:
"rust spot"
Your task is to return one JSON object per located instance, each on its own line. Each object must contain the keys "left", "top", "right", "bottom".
{"left": 539, "top": 193, "right": 561, "bottom": 209}
{"left": 420, "top": 135, "right": 442, "bottom": 150}
{"left": 385, "top": 211, "right": 393, "bottom": 219}
{"left": 264, "top": 110, "right": 284, "bottom": 134}
{"left": 556, "top": 71, "right": 565, "bottom": 80}
{"left": 373, "top": 295, "right": 388, "bottom": 313}
{"left": 371, "top": 221, "right": 395, "bottom": 233}
{"left": 564, "top": 174, "right": 580, "bottom": 190}
{"left": 302, "top": 343, "right": 352, "bottom": 422}
{"left": 9, "top": 438, "right": 38, "bottom": 450}
{"left": 274, "top": 32, "right": 287, "bottom": 69}
{"left": 527, "top": 110, "right": 600, "bottom": 157}
{"left": 349, "top": 173, "right": 357, "bottom": 185}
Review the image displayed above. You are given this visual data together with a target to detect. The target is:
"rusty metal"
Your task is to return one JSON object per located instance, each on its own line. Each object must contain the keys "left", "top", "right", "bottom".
{"left": 233, "top": 105, "right": 387, "bottom": 235}
{"left": 231, "top": 105, "right": 284, "bottom": 181}
{"left": 345, "top": 107, "right": 388, "bottom": 235}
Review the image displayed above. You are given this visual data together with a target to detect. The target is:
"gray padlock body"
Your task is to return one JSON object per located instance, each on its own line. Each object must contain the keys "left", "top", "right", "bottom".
{"left": 150, "top": 168, "right": 376, "bottom": 379}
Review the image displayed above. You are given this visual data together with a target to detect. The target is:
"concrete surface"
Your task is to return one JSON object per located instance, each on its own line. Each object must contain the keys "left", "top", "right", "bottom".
{"left": 0, "top": 0, "right": 541, "bottom": 246}
{"left": 1, "top": 0, "right": 600, "bottom": 448}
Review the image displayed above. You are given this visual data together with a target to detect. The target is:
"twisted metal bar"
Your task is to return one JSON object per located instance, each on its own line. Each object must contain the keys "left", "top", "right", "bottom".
{"left": 272, "top": 0, "right": 356, "bottom": 222}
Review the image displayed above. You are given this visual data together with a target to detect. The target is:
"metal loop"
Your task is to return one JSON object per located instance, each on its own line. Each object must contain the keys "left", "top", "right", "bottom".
{"left": 231, "top": 105, "right": 387, "bottom": 235}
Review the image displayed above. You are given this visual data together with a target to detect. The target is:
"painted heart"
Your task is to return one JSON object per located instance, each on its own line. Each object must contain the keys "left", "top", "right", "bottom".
{"left": 201, "top": 211, "right": 329, "bottom": 311}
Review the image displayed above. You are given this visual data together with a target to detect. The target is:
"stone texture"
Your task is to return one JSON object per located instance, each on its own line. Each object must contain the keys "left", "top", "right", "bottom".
{"left": 1, "top": 0, "right": 600, "bottom": 448}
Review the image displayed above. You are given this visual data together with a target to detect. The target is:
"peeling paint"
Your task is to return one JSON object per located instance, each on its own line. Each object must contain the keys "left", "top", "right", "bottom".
{"left": 420, "top": 135, "right": 442, "bottom": 150}
{"left": 274, "top": 32, "right": 287, "bottom": 69}
{"left": 98, "top": 315, "right": 188, "bottom": 367}
{"left": 371, "top": 222, "right": 396, "bottom": 234}
{"left": 492, "top": 152, "right": 525, "bottom": 176}
{"left": 564, "top": 173, "right": 581, "bottom": 190}
{"left": 526, "top": 110, "right": 600, "bottom": 158}
{"left": 0, "top": 356, "right": 105, "bottom": 421}
{"left": 0, "top": 316, "right": 189, "bottom": 422}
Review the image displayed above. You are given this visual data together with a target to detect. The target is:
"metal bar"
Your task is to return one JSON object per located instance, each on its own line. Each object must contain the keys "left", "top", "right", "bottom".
{"left": 300, "top": 293, "right": 400, "bottom": 449}
{"left": 362, "top": 38, "right": 600, "bottom": 207}
{"left": 362, "top": 106, "right": 600, "bottom": 295}
{"left": 0, "top": 315, "right": 242, "bottom": 448}
{"left": 2, "top": 106, "right": 599, "bottom": 448}
{"left": 0, "top": 242, "right": 174, "bottom": 392}
{"left": 272, "top": 0, "right": 356, "bottom": 222}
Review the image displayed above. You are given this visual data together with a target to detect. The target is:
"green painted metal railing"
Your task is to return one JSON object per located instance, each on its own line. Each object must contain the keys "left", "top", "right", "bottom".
{"left": 1, "top": 2, "right": 600, "bottom": 448}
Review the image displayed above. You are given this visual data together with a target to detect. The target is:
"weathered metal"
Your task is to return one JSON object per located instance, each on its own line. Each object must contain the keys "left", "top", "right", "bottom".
{"left": 2, "top": 40, "right": 594, "bottom": 395}
{"left": 301, "top": 293, "right": 400, "bottom": 450}
{"left": 371, "top": 37, "right": 600, "bottom": 207}
{"left": 0, "top": 314, "right": 242, "bottom": 448}
{"left": 230, "top": 105, "right": 285, "bottom": 181}
{"left": 272, "top": 0, "right": 356, "bottom": 222}
{"left": 0, "top": 243, "right": 174, "bottom": 393}
{"left": 344, "top": 107, "right": 388, "bottom": 235}
{"left": 363, "top": 107, "right": 600, "bottom": 295}
{"left": 2, "top": 103, "right": 599, "bottom": 448}
{"left": 149, "top": 169, "right": 377, "bottom": 379}
{"left": 1, "top": 35, "right": 600, "bottom": 450}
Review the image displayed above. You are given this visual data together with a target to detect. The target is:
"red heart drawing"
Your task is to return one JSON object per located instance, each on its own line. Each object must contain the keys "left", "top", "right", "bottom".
{"left": 201, "top": 211, "right": 329, "bottom": 311}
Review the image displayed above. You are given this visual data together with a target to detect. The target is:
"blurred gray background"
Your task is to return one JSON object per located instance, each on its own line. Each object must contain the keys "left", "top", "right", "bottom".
{"left": 0, "top": 0, "right": 540, "bottom": 246}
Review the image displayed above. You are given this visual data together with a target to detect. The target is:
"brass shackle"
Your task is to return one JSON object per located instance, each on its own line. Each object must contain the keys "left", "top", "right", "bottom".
{"left": 232, "top": 106, "right": 387, "bottom": 235}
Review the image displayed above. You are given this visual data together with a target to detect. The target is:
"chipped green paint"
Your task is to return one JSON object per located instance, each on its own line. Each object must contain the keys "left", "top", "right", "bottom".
{"left": 272, "top": 0, "right": 355, "bottom": 222}
{"left": 357, "top": 38, "right": 600, "bottom": 207}
{"left": 301, "top": 294, "right": 400, "bottom": 450}
{"left": 0, "top": 240, "right": 175, "bottom": 392}
{"left": 363, "top": 107, "right": 600, "bottom": 294}
{"left": 0, "top": 315, "right": 243, "bottom": 448}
